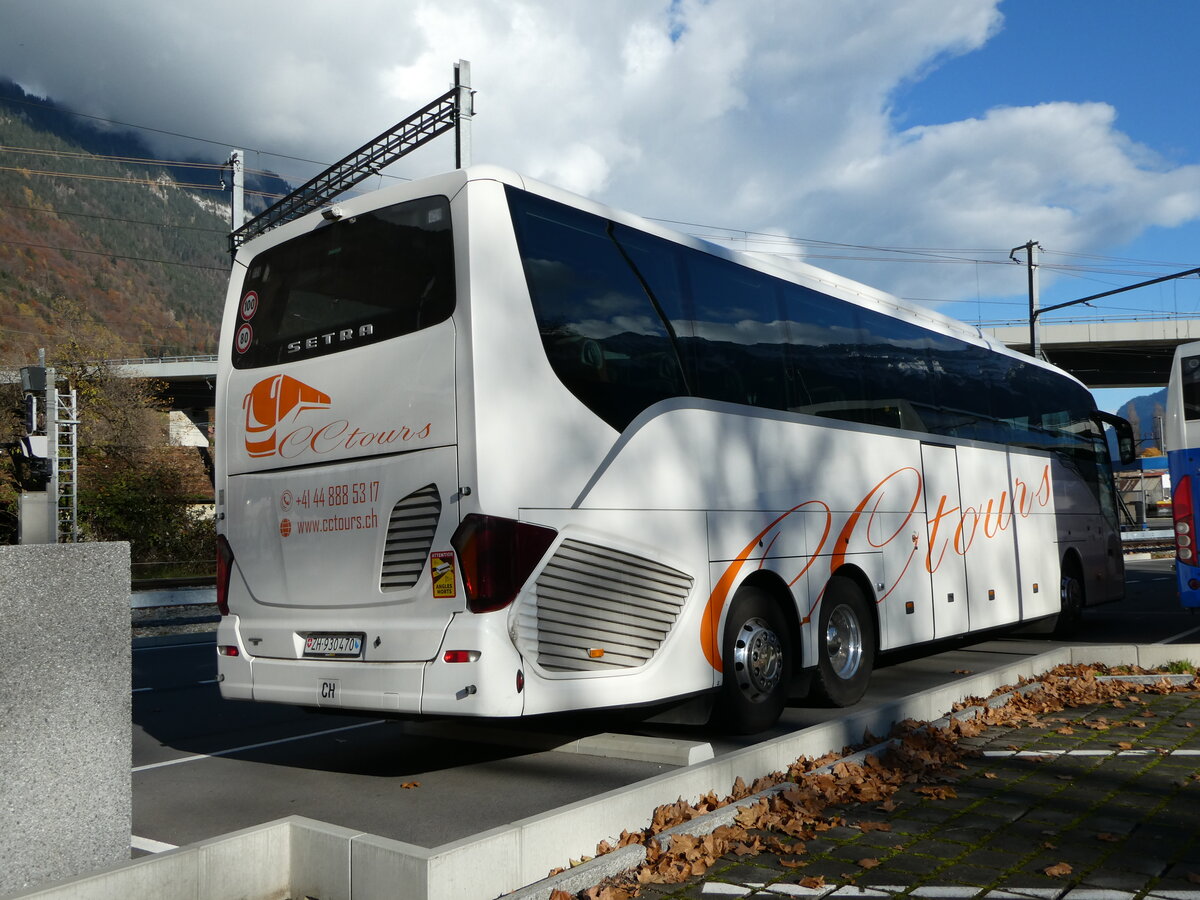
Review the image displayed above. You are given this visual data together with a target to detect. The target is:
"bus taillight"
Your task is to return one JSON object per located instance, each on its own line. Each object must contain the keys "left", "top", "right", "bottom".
{"left": 451, "top": 514, "right": 557, "bottom": 614}
{"left": 1174, "top": 475, "right": 1195, "bottom": 564}
{"left": 216, "top": 535, "right": 234, "bottom": 616}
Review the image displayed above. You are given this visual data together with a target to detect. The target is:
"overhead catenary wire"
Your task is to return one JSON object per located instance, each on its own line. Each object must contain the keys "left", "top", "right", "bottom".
{"left": 2, "top": 97, "right": 1198, "bottom": 324}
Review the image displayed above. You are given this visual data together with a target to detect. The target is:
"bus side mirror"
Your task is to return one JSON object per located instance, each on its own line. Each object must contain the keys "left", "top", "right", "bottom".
{"left": 1094, "top": 411, "right": 1136, "bottom": 466}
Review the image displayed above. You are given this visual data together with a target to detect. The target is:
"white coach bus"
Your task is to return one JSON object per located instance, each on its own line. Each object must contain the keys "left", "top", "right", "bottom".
{"left": 214, "top": 166, "right": 1133, "bottom": 732}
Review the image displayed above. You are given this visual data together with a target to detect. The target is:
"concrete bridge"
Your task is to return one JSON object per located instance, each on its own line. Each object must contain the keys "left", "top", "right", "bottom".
{"left": 982, "top": 318, "right": 1200, "bottom": 388}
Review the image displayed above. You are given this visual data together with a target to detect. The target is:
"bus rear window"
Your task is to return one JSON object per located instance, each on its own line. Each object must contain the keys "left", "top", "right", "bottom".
{"left": 231, "top": 195, "right": 455, "bottom": 369}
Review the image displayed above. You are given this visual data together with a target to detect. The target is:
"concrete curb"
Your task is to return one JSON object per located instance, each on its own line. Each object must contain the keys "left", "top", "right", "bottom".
{"left": 7, "top": 643, "right": 1200, "bottom": 900}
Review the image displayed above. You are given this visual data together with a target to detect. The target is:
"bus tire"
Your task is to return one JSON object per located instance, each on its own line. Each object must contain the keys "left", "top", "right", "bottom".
{"left": 1054, "top": 557, "right": 1085, "bottom": 638}
{"left": 713, "top": 586, "right": 791, "bottom": 734}
{"left": 810, "top": 577, "right": 875, "bottom": 707}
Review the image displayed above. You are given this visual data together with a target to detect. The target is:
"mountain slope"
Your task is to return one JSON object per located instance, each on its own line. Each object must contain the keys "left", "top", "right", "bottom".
{"left": 0, "top": 82, "right": 283, "bottom": 361}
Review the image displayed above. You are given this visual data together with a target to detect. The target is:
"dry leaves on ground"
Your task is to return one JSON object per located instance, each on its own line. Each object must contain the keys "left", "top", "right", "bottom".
{"left": 564, "top": 664, "right": 1196, "bottom": 898}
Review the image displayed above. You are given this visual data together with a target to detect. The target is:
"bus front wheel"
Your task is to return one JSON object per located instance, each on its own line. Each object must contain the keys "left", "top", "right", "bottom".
{"left": 713, "top": 586, "right": 791, "bottom": 734}
{"left": 810, "top": 577, "right": 875, "bottom": 707}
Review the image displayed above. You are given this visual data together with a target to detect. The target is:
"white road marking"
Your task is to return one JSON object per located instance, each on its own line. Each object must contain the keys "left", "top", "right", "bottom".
{"left": 1161, "top": 623, "right": 1200, "bottom": 643}
{"left": 133, "top": 678, "right": 218, "bottom": 694}
{"left": 130, "top": 835, "right": 178, "bottom": 854}
{"left": 982, "top": 749, "right": 1200, "bottom": 757}
{"left": 133, "top": 641, "right": 215, "bottom": 652}
{"left": 132, "top": 720, "right": 384, "bottom": 773}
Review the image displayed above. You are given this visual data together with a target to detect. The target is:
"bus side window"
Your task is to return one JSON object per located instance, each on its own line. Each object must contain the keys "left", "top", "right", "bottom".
{"left": 781, "top": 283, "right": 864, "bottom": 418}
{"left": 678, "top": 253, "right": 789, "bottom": 411}
{"left": 507, "top": 189, "right": 688, "bottom": 431}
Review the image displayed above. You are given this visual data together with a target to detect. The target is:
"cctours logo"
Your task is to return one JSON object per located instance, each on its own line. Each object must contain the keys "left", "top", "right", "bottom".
{"left": 241, "top": 374, "right": 432, "bottom": 460}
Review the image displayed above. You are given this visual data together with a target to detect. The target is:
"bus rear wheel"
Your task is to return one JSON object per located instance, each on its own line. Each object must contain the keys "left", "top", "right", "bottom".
{"left": 810, "top": 577, "right": 875, "bottom": 707}
{"left": 712, "top": 586, "right": 791, "bottom": 734}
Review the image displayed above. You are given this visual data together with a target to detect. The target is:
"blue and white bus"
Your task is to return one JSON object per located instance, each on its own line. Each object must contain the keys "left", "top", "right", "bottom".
{"left": 1166, "top": 340, "right": 1200, "bottom": 607}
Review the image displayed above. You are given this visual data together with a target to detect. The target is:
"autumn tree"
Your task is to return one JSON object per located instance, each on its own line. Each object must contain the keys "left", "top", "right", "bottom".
{"left": 1, "top": 309, "right": 213, "bottom": 577}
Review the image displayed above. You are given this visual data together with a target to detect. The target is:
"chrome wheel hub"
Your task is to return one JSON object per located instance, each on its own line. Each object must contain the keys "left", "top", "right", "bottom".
{"left": 733, "top": 617, "right": 784, "bottom": 701}
{"left": 825, "top": 603, "right": 863, "bottom": 681}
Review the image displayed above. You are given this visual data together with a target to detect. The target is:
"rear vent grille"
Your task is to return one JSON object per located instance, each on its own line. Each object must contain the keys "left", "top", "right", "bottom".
{"left": 524, "top": 539, "right": 693, "bottom": 673}
{"left": 379, "top": 484, "right": 441, "bottom": 591}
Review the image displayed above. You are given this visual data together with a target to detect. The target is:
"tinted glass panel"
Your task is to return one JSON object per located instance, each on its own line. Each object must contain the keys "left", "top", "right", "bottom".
{"left": 507, "top": 186, "right": 1102, "bottom": 469}
{"left": 613, "top": 226, "right": 792, "bottom": 409}
{"left": 679, "top": 253, "right": 789, "bottom": 409}
{"left": 507, "top": 188, "right": 687, "bottom": 431}
{"left": 232, "top": 195, "right": 454, "bottom": 369}
{"left": 1183, "top": 355, "right": 1200, "bottom": 421}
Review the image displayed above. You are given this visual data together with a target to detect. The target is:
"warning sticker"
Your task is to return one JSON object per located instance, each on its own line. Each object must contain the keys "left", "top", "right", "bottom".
{"left": 430, "top": 552, "right": 456, "bottom": 598}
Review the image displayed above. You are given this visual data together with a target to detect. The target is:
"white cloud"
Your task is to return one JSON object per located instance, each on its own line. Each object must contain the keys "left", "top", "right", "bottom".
{"left": 2, "top": 0, "right": 1199, "bottom": 308}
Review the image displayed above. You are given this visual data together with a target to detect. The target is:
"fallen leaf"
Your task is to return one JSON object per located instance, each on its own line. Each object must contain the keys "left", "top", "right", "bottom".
{"left": 1057, "top": 726, "right": 1075, "bottom": 735}
{"left": 1043, "top": 862, "right": 1073, "bottom": 878}
{"left": 983, "top": 772, "right": 998, "bottom": 779}
{"left": 1115, "top": 742, "right": 1134, "bottom": 750}
{"left": 799, "top": 876, "right": 827, "bottom": 888}
{"left": 400, "top": 781, "right": 420, "bottom": 789}
{"left": 780, "top": 858, "right": 807, "bottom": 869}
{"left": 858, "top": 858, "right": 881, "bottom": 869}
{"left": 914, "top": 785, "right": 958, "bottom": 800}
{"left": 1097, "top": 833, "right": 1122, "bottom": 843}
{"left": 858, "top": 821, "right": 891, "bottom": 833}
{"left": 1187, "top": 872, "right": 1200, "bottom": 885}
{"left": 953, "top": 669, "right": 974, "bottom": 675}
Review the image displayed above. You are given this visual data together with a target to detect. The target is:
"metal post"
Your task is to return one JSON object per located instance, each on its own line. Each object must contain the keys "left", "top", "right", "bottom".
{"left": 45, "top": 367, "right": 58, "bottom": 542}
{"left": 455, "top": 60, "right": 474, "bottom": 169}
{"left": 1023, "top": 240, "right": 1041, "bottom": 359}
{"left": 58, "top": 388, "right": 78, "bottom": 543}
{"left": 229, "top": 150, "right": 245, "bottom": 229}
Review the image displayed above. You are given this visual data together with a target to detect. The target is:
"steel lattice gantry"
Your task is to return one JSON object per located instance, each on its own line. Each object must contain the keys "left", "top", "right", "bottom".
{"left": 229, "top": 61, "right": 473, "bottom": 253}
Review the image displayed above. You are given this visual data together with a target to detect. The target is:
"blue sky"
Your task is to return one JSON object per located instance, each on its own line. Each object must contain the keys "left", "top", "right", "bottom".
{"left": 896, "top": 0, "right": 1200, "bottom": 410}
{"left": 2, "top": 0, "right": 1199, "bottom": 413}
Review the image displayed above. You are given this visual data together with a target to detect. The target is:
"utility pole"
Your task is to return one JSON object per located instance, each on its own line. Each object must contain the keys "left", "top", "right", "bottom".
{"left": 1011, "top": 240, "right": 1041, "bottom": 359}
{"left": 228, "top": 150, "right": 245, "bottom": 229}
{"left": 454, "top": 59, "right": 474, "bottom": 169}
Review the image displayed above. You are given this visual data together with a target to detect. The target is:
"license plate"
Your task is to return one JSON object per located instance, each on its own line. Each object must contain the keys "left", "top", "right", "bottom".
{"left": 303, "top": 633, "right": 364, "bottom": 658}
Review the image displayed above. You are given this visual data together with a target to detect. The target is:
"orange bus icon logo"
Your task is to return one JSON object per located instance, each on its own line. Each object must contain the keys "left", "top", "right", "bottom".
{"left": 243, "top": 375, "right": 332, "bottom": 458}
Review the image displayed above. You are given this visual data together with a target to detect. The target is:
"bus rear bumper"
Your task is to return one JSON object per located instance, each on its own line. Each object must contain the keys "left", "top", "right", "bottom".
{"left": 215, "top": 615, "right": 525, "bottom": 717}
{"left": 1178, "top": 560, "right": 1200, "bottom": 608}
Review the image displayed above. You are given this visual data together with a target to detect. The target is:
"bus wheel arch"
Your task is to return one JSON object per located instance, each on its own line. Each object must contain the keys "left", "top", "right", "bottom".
{"left": 1055, "top": 550, "right": 1086, "bottom": 637}
{"left": 711, "top": 573, "right": 796, "bottom": 733}
{"left": 809, "top": 567, "right": 877, "bottom": 708}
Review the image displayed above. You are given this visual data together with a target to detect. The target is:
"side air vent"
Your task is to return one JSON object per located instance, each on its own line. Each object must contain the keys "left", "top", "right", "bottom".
{"left": 379, "top": 484, "right": 441, "bottom": 591}
{"left": 524, "top": 539, "right": 693, "bottom": 673}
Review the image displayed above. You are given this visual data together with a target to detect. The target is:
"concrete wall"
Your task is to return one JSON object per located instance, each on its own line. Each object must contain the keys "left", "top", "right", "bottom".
{"left": 0, "top": 543, "right": 131, "bottom": 896}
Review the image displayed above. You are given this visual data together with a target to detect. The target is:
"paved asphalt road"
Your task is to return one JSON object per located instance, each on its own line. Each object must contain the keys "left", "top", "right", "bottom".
{"left": 130, "top": 558, "right": 1197, "bottom": 856}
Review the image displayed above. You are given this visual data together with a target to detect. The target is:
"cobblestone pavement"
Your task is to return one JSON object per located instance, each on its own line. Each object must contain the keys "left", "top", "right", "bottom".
{"left": 631, "top": 688, "right": 1200, "bottom": 900}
